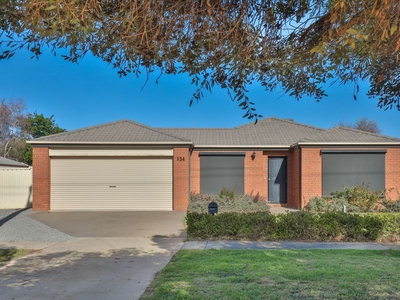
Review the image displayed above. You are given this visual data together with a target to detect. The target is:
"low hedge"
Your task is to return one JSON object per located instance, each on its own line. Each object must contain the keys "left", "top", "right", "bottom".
{"left": 186, "top": 211, "right": 400, "bottom": 242}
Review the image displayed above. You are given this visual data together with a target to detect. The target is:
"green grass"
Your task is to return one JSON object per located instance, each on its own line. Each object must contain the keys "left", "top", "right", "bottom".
{"left": 141, "top": 250, "right": 400, "bottom": 299}
{"left": 0, "top": 249, "right": 32, "bottom": 263}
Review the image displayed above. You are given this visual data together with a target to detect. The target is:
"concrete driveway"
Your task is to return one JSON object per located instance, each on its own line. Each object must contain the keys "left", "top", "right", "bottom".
{"left": 0, "top": 210, "right": 186, "bottom": 300}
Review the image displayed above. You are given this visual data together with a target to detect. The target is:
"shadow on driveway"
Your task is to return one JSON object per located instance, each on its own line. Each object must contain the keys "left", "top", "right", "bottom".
{"left": 0, "top": 246, "right": 176, "bottom": 300}
{"left": 0, "top": 208, "right": 31, "bottom": 227}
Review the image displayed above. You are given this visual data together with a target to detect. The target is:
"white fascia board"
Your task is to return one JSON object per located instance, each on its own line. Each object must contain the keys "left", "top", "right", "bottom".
{"left": 50, "top": 148, "right": 174, "bottom": 157}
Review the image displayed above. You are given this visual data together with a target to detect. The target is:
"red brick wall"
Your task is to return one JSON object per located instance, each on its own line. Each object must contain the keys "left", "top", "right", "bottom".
{"left": 245, "top": 150, "right": 265, "bottom": 197}
{"left": 32, "top": 147, "right": 51, "bottom": 211}
{"left": 299, "top": 147, "right": 400, "bottom": 207}
{"left": 173, "top": 147, "right": 190, "bottom": 210}
{"left": 190, "top": 150, "right": 201, "bottom": 194}
{"left": 300, "top": 148, "right": 322, "bottom": 209}
{"left": 386, "top": 148, "right": 400, "bottom": 200}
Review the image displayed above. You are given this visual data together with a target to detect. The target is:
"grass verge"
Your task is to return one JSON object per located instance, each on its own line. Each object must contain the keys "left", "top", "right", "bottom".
{"left": 141, "top": 249, "right": 400, "bottom": 299}
{"left": 0, "top": 249, "right": 32, "bottom": 263}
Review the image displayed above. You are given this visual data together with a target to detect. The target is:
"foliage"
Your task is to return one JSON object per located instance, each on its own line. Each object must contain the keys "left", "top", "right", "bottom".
{"left": 186, "top": 211, "right": 400, "bottom": 242}
{"left": 1, "top": 0, "right": 400, "bottom": 118}
{"left": 0, "top": 98, "right": 30, "bottom": 162}
{"left": 304, "top": 196, "right": 362, "bottom": 213}
{"left": 188, "top": 192, "right": 270, "bottom": 214}
{"left": 219, "top": 187, "right": 235, "bottom": 200}
{"left": 305, "top": 184, "right": 385, "bottom": 213}
{"left": 381, "top": 199, "right": 400, "bottom": 213}
{"left": 331, "top": 184, "right": 384, "bottom": 212}
{"left": 141, "top": 249, "right": 400, "bottom": 300}
{"left": 186, "top": 212, "right": 276, "bottom": 240}
{"left": 29, "top": 111, "right": 66, "bottom": 139}
{"left": 0, "top": 249, "right": 31, "bottom": 263}
{"left": 336, "top": 117, "right": 381, "bottom": 134}
{"left": 0, "top": 98, "right": 65, "bottom": 164}
{"left": 23, "top": 111, "right": 66, "bottom": 165}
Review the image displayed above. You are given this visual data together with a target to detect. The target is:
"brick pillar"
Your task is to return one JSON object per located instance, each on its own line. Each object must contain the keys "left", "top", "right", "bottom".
{"left": 173, "top": 147, "right": 190, "bottom": 211}
{"left": 300, "top": 148, "right": 322, "bottom": 209}
{"left": 32, "top": 147, "right": 51, "bottom": 211}
{"left": 244, "top": 150, "right": 265, "bottom": 197}
{"left": 386, "top": 148, "right": 400, "bottom": 200}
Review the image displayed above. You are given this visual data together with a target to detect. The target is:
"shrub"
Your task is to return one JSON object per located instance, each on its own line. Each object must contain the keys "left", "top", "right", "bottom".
{"left": 304, "top": 196, "right": 361, "bottom": 213}
{"left": 381, "top": 199, "right": 400, "bottom": 213}
{"left": 188, "top": 192, "right": 270, "bottom": 214}
{"left": 305, "top": 184, "right": 386, "bottom": 213}
{"left": 332, "top": 184, "right": 383, "bottom": 212}
{"left": 219, "top": 187, "right": 235, "bottom": 200}
{"left": 186, "top": 212, "right": 276, "bottom": 240}
{"left": 186, "top": 211, "right": 400, "bottom": 242}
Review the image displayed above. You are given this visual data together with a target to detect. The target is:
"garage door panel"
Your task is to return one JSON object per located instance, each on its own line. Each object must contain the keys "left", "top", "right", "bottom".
{"left": 51, "top": 157, "right": 172, "bottom": 210}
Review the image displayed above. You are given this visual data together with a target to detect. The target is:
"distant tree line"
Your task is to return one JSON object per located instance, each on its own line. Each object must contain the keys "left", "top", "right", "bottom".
{"left": 0, "top": 98, "right": 65, "bottom": 165}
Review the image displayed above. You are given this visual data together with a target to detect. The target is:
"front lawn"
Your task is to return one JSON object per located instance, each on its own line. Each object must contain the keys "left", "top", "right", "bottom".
{"left": 141, "top": 249, "right": 400, "bottom": 299}
{"left": 0, "top": 249, "right": 31, "bottom": 263}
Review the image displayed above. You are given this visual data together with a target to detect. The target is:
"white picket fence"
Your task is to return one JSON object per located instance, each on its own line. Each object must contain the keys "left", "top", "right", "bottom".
{"left": 0, "top": 167, "right": 33, "bottom": 209}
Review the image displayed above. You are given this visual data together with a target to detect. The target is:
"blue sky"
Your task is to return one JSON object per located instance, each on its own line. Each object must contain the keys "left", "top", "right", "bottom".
{"left": 1, "top": 48, "right": 399, "bottom": 138}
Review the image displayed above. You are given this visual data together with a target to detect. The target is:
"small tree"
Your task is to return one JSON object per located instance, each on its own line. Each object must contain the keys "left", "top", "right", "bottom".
{"left": 23, "top": 112, "right": 66, "bottom": 165}
{"left": 29, "top": 112, "right": 66, "bottom": 138}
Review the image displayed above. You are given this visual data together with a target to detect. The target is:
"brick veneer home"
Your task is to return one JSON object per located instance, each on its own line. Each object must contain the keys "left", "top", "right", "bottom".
{"left": 29, "top": 117, "right": 400, "bottom": 211}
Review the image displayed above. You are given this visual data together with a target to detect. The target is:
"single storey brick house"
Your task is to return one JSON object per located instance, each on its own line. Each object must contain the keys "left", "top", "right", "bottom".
{"left": 29, "top": 117, "right": 400, "bottom": 211}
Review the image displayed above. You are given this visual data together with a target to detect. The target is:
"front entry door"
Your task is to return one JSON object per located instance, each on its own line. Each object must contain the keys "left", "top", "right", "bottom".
{"left": 268, "top": 157, "right": 287, "bottom": 204}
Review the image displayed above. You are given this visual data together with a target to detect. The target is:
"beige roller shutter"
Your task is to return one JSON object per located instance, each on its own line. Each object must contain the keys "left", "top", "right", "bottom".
{"left": 51, "top": 157, "right": 172, "bottom": 211}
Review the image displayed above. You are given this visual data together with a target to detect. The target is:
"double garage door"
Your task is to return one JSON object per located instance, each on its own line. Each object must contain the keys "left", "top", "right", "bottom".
{"left": 50, "top": 157, "right": 172, "bottom": 211}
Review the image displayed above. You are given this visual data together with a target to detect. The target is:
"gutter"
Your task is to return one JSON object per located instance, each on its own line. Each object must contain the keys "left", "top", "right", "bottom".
{"left": 292, "top": 142, "right": 400, "bottom": 147}
{"left": 27, "top": 141, "right": 193, "bottom": 146}
{"left": 193, "top": 145, "right": 291, "bottom": 150}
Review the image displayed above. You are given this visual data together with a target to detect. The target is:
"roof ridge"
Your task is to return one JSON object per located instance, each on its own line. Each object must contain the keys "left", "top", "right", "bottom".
{"left": 236, "top": 117, "right": 327, "bottom": 132}
{"left": 33, "top": 119, "right": 191, "bottom": 142}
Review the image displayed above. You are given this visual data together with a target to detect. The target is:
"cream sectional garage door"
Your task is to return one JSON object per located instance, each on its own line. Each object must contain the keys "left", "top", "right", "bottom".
{"left": 50, "top": 157, "right": 172, "bottom": 210}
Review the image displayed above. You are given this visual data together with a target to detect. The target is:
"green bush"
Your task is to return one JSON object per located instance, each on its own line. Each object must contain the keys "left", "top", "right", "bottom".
{"left": 186, "top": 211, "right": 400, "bottom": 242}
{"left": 188, "top": 192, "right": 270, "bottom": 214}
{"left": 304, "top": 196, "right": 361, "bottom": 213}
{"left": 331, "top": 184, "right": 384, "bottom": 212}
{"left": 219, "top": 187, "right": 235, "bottom": 199}
{"left": 381, "top": 199, "right": 400, "bottom": 212}
{"left": 305, "top": 184, "right": 386, "bottom": 213}
{"left": 186, "top": 212, "right": 276, "bottom": 240}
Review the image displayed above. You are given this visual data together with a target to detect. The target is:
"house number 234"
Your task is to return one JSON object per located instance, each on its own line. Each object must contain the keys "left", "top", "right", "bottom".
{"left": 176, "top": 157, "right": 185, "bottom": 161}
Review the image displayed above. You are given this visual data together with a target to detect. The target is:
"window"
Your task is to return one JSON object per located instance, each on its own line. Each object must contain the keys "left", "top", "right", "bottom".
{"left": 200, "top": 153, "right": 245, "bottom": 194}
{"left": 322, "top": 150, "right": 385, "bottom": 196}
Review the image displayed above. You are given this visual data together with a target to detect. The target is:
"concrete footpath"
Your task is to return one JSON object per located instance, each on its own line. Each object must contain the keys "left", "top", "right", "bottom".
{"left": 2, "top": 239, "right": 400, "bottom": 252}
{"left": 182, "top": 240, "right": 400, "bottom": 250}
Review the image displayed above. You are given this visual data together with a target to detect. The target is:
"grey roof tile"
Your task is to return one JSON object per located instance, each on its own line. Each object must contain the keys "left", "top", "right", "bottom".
{"left": 302, "top": 127, "right": 400, "bottom": 143}
{"left": 159, "top": 117, "right": 325, "bottom": 146}
{"left": 30, "top": 117, "right": 400, "bottom": 147}
{"left": 31, "top": 120, "right": 190, "bottom": 143}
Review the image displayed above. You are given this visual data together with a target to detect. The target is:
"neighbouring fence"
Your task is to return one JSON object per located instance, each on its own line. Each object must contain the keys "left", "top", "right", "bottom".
{"left": 0, "top": 167, "right": 33, "bottom": 209}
